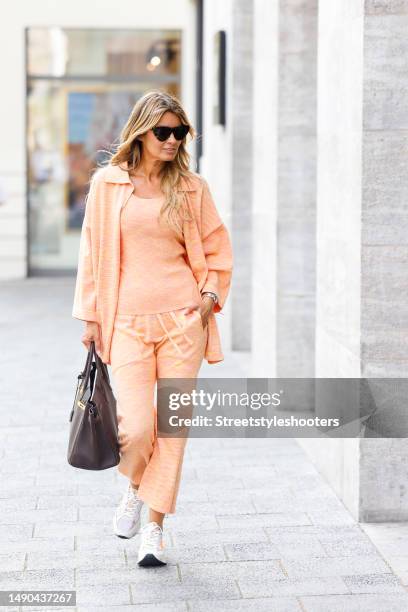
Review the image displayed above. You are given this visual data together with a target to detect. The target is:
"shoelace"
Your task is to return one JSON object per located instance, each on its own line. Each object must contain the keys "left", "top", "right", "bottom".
{"left": 120, "top": 486, "right": 143, "bottom": 518}
{"left": 142, "top": 523, "right": 163, "bottom": 549}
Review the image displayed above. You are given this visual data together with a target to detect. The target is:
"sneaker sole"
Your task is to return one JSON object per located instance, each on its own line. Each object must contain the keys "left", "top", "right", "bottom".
{"left": 138, "top": 553, "right": 166, "bottom": 567}
{"left": 112, "top": 514, "right": 141, "bottom": 539}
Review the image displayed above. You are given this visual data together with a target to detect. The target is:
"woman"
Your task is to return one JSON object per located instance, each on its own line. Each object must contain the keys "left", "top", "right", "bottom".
{"left": 72, "top": 90, "right": 233, "bottom": 567}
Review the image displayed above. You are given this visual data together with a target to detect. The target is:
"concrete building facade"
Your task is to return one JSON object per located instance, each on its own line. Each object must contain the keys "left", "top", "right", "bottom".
{"left": 204, "top": 0, "right": 408, "bottom": 521}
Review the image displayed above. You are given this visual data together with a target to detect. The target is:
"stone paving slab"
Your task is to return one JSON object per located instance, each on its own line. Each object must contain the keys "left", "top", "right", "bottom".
{"left": 78, "top": 606, "right": 187, "bottom": 612}
{"left": 189, "top": 598, "right": 301, "bottom": 611}
{"left": 1, "top": 278, "right": 408, "bottom": 611}
{"left": 280, "top": 555, "right": 391, "bottom": 579}
{"left": 130, "top": 580, "right": 240, "bottom": 603}
{"left": 299, "top": 593, "right": 408, "bottom": 612}
{"left": 237, "top": 575, "right": 351, "bottom": 598}
{"left": 178, "top": 559, "right": 285, "bottom": 582}
{"left": 78, "top": 605, "right": 187, "bottom": 612}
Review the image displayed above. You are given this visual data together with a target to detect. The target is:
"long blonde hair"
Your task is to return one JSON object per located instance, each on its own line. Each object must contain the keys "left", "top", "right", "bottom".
{"left": 107, "top": 90, "right": 197, "bottom": 235}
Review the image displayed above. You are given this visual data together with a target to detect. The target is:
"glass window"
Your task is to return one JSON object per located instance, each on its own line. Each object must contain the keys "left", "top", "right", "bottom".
{"left": 26, "top": 28, "right": 182, "bottom": 273}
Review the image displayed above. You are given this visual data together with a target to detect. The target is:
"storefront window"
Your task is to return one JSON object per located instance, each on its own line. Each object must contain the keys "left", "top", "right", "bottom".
{"left": 26, "top": 28, "right": 181, "bottom": 273}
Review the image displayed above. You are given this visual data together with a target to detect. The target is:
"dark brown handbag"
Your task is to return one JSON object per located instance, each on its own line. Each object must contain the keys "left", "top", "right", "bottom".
{"left": 67, "top": 341, "right": 120, "bottom": 470}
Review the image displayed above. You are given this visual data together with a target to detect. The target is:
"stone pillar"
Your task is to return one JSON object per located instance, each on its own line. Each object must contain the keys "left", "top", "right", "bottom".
{"left": 360, "top": 0, "right": 408, "bottom": 521}
{"left": 251, "top": 0, "right": 279, "bottom": 376}
{"left": 276, "top": 0, "right": 318, "bottom": 381}
{"left": 251, "top": 0, "right": 318, "bottom": 381}
{"left": 231, "top": 0, "right": 254, "bottom": 352}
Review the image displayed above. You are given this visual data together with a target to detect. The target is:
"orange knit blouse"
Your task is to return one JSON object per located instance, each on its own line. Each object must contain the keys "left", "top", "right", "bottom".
{"left": 116, "top": 193, "right": 202, "bottom": 314}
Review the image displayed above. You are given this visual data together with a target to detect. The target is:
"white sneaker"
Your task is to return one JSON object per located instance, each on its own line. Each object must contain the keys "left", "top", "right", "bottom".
{"left": 113, "top": 483, "right": 144, "bottom": 539}
{"left": 137, "top": 521, "right": 167, "bottom": 567}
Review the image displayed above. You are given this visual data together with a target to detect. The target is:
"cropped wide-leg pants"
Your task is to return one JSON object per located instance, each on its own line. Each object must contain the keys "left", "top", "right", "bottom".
{"left": 109, "top": 306, "right": 208, "bottom": 514}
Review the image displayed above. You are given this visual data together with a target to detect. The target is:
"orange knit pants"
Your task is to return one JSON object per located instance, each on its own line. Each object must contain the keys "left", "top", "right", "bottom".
{"left": 109, "top": 306, "right": 208, "bottom": 514}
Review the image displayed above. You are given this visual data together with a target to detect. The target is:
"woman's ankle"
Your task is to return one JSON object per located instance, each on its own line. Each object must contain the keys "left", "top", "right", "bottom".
{"left": 149, "top": 510, "right": 165, "bottom": 527}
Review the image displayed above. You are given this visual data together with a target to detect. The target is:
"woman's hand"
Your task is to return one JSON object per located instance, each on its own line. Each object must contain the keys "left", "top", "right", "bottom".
{"left": 185, "top": 295, "right": 214, "bottom": 329}
{"left": 82, "top": 321, "right": 102, "bottom": 356}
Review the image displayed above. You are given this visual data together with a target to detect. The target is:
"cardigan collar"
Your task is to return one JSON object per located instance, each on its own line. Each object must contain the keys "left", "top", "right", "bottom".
{"left": 103, "top": 160, "right": 197, "bottom": 192}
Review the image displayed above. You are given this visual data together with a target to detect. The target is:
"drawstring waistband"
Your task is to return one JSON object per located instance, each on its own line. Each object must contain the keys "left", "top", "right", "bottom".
{"left": 155, "top": 311, "right": 194, "bottom": 357}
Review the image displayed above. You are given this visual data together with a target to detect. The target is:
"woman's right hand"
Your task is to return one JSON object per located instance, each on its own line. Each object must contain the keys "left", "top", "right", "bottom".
{"left": 82, "top": 321, "right": 102, "bottom": 356}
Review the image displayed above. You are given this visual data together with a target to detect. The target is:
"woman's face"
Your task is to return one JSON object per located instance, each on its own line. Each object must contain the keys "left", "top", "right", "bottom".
{"left": 139, "top": 111, "right": 184, "bottom": 162}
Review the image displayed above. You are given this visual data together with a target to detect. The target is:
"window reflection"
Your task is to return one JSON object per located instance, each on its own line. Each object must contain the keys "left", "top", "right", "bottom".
{"left": 27, "top": 28, "right": 181, "bottom": 272}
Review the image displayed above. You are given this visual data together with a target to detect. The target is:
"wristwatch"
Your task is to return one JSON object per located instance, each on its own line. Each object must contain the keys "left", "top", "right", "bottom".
{"left": 201, "top": 291, "right": 218, "bottom": 304}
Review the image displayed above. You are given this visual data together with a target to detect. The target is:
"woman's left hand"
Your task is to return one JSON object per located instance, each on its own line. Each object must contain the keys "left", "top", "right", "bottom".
{"left": 185, "top": 296, "right": 214, "bottom": 329}
{"left": 199, "top": 295, "right": 214, "bottom": 328}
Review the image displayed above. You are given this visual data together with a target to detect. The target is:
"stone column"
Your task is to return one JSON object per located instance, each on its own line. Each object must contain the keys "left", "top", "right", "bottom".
{"left": 231, "top": 0, "right": 254, "bottom": 352}
{"left": 251, "top": 0, "right": 318, "bottom": 383}
{"left": 251, "top": 0, "right": 279, "bottom": 376}
{"left": 360, "top": 0, "right": 408, "bottom": 521}
{"left": 276, "top": 0, "right": 318, "bottom": 381}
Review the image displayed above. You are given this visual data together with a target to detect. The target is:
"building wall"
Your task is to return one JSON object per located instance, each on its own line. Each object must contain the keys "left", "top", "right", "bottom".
{"left": 200, "top": 0, "right": 234, "bottom": 353}
{"left": 299, "top": 0, "right": 408, "bottom": 521}
{"left": 360, "top": 0, "right": 408, "bottom": 521}
{"left": 230, "top": 0, "right": 253, "bottom": 352}
{"left": 250, "top": 0, "right": 279, "bottom": 377}
{"left": 208, "top": 0, "right": 408, "bottom": 521}
{"left": 297, "top": 0, "right": 364, "bottom": 519}
{"left": 277, "top": 0, "right": 317, "bottom": 380}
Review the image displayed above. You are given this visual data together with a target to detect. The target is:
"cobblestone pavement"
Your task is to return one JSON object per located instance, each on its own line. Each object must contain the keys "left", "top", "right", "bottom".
{"left": 1, "top": 278, "right": 408, "bottom": 611}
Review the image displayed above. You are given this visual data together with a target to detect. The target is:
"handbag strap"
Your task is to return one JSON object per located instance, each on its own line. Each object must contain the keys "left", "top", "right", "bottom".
{"left": 81, "top": 341, "right": 111, "bottom": 387}
{"left": 81, "top": 341, "right": 96, "bottom": 382}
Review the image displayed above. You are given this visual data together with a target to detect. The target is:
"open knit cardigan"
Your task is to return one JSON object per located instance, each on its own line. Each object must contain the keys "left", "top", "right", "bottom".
{"left": 72, "top": 161, "right": 233, "bottom": 365}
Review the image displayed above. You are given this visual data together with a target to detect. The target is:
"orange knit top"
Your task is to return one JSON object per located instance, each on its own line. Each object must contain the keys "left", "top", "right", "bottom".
{"left": 116, "top": 193, "right": 202, "bottom": 314}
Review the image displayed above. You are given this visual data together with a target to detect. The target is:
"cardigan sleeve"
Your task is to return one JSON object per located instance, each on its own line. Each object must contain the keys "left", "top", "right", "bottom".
{"left": 72, "top": 175, "right": 100, "bottom": 324}
{"left": 199, "top": 178, "right": 233, "bottom": 314}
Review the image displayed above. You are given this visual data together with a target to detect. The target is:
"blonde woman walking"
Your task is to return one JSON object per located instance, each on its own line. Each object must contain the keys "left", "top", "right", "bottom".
{"left": 72, "top": 90, "right": 233, "bottom": 566}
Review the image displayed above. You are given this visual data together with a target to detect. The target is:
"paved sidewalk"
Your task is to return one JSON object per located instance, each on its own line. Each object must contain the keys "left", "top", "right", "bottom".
{"left": 1, "top": 278, "right": 408, "bottom": 611}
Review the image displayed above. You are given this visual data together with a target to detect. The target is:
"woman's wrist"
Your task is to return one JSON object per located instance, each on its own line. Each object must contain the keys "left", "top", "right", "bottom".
{"left": 201, "top": 291, "right": 218, "bottom": 305}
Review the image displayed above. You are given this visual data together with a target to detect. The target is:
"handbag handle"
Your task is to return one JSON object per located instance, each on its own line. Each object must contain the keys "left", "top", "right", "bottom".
{"left": 80, "top": 341, "right": 111, "bottom": 391}
{"left": 81, "top": 340, "right": 96, "bottom": 382}
{"left": 69, "top": 341, "right": 96, "bottom": 423}
{"left": 86, "top": 341, "right": 111, "bottom": 384}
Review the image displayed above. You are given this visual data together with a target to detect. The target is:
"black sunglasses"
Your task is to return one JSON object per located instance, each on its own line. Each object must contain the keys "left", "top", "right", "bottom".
{"left": 151, "top": 124, "right": 189, "bottom": 142}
